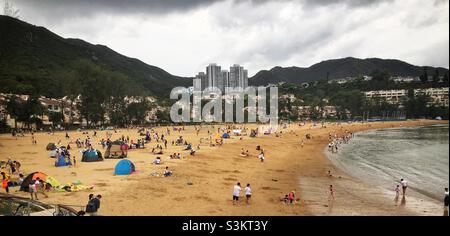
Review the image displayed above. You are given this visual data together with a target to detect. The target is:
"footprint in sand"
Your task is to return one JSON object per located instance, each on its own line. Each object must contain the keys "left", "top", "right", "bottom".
{"left": 95, "top": 183, "right": 108, "bottom": 187}
{"left": 262, "top": 186, "right": 280, "bottom": 190}
{"left": 223, "top": 177, "right": 237, "bottom": 181}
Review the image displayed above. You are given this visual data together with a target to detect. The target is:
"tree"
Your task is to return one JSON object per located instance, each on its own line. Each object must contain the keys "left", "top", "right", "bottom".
{"left": 19, "top": 95, "right": 45, "bottom": 128}
{"left": 420, "top": 67, "right": 428, "bottom": 84}
{"left": 443, "top": 72, "right": 449, "bottom": 84}
{"left": 156, "top": 110, "right": 171, "bottom": 123}
{"left": 48, "top": 111, "right": 65, "bottom": 126}
{"left": 74, "top": 60, "right": 107, "bottom": 127}
{"left": 432, "top": 68, "right": 440, "bottom": 83}
{"left": 126, "top": 99, "right": 151, "bottom": 125}
{"left": 330, "top": 90, "right": 364, "bottom": 119}
{"left": 0, "top": 117, "right": 10, "bottom": 133}
{"left": 5, "top": 95, "right": 22, "bottom": 129}
{"left": 405, "top": 90, "right": 429, "bottom": 119}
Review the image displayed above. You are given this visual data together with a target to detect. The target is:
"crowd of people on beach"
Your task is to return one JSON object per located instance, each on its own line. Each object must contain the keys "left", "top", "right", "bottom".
{"left": 327, "top": 130, "right": 354, "bottom": 154}
{"left": 2, "top": 122, "right": 449, "bottom": 216}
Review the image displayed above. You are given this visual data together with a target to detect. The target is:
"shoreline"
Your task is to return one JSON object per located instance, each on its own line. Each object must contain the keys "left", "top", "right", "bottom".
{"left": 0, "top": 120, "right": 448, "bottom": 215}
{"left": 321, "top": 123, "right": 448, "bottom": 215}
{"left": 325, "top": 124, "right": 448, "bottom": 201}
{"left": 300, "top": 120, "right": 448, "bottom": 216}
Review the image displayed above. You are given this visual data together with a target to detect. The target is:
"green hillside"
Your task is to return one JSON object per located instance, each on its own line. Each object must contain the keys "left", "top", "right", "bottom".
{"left": 0, "top": 15, "right": 191, "bottom": 99}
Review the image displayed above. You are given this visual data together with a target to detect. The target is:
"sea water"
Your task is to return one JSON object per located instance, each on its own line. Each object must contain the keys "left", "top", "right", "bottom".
{"left": 327, "top": 124, "right": 449, "bottom": 201}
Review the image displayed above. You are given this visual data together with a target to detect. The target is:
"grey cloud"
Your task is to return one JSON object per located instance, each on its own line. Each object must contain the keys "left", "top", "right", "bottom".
{"left": 300, "top": 0, "right": 394, "bottom": 8}
{"left": 14, "top": 0, "right": 285, "bottom": 18}
{"left": 14, "top": 0, "right": 389, "bottom": 19}
{"left": 8, "top": 0, "right": 449, "bottom": 76}
{"left": 14, "top": 0, "right": 225, "bottom": 20}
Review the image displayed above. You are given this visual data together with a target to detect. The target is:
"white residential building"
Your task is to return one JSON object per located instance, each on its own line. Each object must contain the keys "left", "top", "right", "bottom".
{"left": 414, "top": 87, "right": 449, "bottom": 107}
{"left": 364, "top": 89, "right": 408, "bottom": 104}
{"left": 206, "top": 63, "right": 221, "bottom": 90}
{"left": 195, "top": 64, "right": 249, "bottom": 94}
{"left": 364, "top": 87, "right": 449, "bottom": 107}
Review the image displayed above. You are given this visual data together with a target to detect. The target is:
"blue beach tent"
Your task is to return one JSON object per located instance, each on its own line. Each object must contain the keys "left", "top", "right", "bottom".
{"left": 55, "top": 155, "right": 70, "bottom": 167}
{"left": 114, "top": 159, "right": 136, "bottom": 175}
{"left": 222, "top": 133, "right": 230, "bottom": 138}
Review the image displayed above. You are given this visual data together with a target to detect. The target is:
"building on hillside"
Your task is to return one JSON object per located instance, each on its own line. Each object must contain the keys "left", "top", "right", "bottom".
{"left": 363, "top": 89, "right": 408, "bottom": 105}
{"left": 391, "top": 76, "right": 420, "bottom": 83}
{"left": 280, "top": 94, "right": 297, "bottom": 103}
{"left": 414, "top": 87, "right": 449, "bottom": 107}
{"left": 206, "top": 63, "right": 222, "bottom": 90}
{"left": 195, "top": 64, "right": 249, "bottom": 94}
{"left": 363, "top": 87, "right": 449, "bottom": 107}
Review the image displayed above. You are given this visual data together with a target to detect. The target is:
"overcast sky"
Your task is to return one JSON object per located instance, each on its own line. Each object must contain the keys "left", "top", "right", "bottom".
{"left": 8, "top": 0, "right": 450, "bottom": 77}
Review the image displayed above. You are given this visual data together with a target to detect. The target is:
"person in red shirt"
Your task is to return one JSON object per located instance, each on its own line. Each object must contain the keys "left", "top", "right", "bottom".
{"left": 288, "top": 191, "right": 295, "bottom": 205}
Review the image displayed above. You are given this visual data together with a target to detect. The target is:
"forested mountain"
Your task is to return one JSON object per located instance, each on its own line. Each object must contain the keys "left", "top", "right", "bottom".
{"left": 0, "top": 16, "right": 191, "bottom": 99}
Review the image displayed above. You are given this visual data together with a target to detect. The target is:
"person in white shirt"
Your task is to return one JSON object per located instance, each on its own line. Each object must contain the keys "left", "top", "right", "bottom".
{"left": 29, "top": 179, "right": 38, "bottom": 200}
{"left": 233, "top": 182, "right": 242, "bottom": 205}
{"left": 400, "top": 179, "right": 408, "bottom": 195}
{"left": 258, "top": 153, "right": 265, "bottom": 162}
{"left": 245, "top": 183, "right": 252, "bottom": 204}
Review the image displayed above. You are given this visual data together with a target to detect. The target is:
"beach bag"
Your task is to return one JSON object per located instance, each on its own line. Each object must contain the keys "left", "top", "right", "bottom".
{"left": 85, "top": 199, "right": 96, "bottom": 213}
{"left": 2, "top": 180, "right": 7, "bottom": 189}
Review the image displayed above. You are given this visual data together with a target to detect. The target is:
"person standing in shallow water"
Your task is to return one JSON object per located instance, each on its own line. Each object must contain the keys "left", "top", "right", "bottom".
{"left": 444, "top": 188, "right": 449, "bottom": 215}
{"left": 394, "top": 185, "right": 401, "bottom": 203}
{"left": 400, "top": 178, "right": 408, "bottom": 196}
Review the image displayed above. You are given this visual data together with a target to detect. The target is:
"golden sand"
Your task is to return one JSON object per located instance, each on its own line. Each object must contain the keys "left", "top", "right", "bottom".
{"left": 0, "top": 120, "right": 447, "bottom": 215}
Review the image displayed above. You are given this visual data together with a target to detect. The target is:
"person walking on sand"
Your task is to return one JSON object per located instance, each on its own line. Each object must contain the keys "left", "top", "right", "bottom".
{"left": 394, "top": 185, "right": 401, "bottom": 203}
{"left": 444, "top": 188, "right": 449, "bottom": 210}
{"left": 328, "top": 185, "right": 335, "bottom": 201}
{"left": 233, "top": 182, "right": 242, "bottom": 205}
{"left": 245, "top": 184, "right": 252, "bottom": 205}
{"left": 258, "top": 152, "right": 265, "bottom": 162}
{"left": 400, "top": 178, "right": 408, "bottom": 196}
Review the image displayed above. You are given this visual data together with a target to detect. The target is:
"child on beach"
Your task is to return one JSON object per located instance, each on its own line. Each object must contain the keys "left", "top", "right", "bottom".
{"left": 29, "top": 179, "right": 38, "bottom": 200}
{"left": 1, "top": 172, "right": 10, "bottom": 193}
{"left": 245, "top": 184, "right": 252, "bottom": 205}
{"left": 328, "top": 185, "right": 335, "bottom": 201}
{"left": 163, "top": 166, "right": 173, "bottom": 177}
{"left": 288, "top": 191, "right": 295, "bottom": 205}
{"left": 282, "top": 195, "right": 289, "bottom": 204}
{"left": 394, "top": 185, "right": 401, "bottom": 198}
{"left": 258, "top": 152, "right": 265, "bottom": 162}
{"left": 394, "top": 185, "right": 401, "bottom": 203}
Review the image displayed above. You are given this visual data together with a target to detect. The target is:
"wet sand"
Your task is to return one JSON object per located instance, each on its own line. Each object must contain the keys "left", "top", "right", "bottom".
{"left": 0, "top": 120, "right": 447, "bottom": 215}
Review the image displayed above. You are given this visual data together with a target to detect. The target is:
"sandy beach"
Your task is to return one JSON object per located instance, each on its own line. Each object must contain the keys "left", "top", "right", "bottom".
{"left": 0, "top": 120, "right": 447, "bottom": 216}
